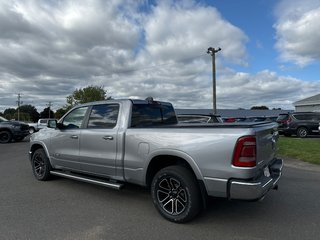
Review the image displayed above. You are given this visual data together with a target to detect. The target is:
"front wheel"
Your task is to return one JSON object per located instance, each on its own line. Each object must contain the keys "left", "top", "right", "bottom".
{"left": 31, "top": 148, "right": 52, "bottom": 181}
{"left": 151, "top": 166, "right": 202, "bottom": 223}
{"left": 297, "top": 127, "right": 308, "bottom": 138}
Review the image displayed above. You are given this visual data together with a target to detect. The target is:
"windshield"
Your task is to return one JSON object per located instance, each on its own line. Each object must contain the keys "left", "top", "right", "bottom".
{"left": 0, "top": 116, "right": 8, "bottom": 122}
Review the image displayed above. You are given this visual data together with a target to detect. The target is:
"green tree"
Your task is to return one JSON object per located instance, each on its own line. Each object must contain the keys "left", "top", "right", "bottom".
{"left": 251, "top": 106, "right": 269, "bottom": 110}
{"left": 18, "top": 104, "right": 40, "bottom": 122}
{"left": 40, "top": 107, "right": 55, "bottom": 118}
{"left": 4, "top": 108, "right": 16, "bottom": 120}
{"left": 65, "top": 85, "right": 109, "bottom": 110}
{"left": 55, "top": 108, "right": 68, "bottom": 120}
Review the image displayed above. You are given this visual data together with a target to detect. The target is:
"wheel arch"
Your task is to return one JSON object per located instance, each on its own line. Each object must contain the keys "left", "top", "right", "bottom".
{"left": 144, "top": 151, "right": 205, "bottom": 193}
{"left": 0, "top": 127, "right": 13, "bottom": 134}
{"left": 29, "top": 143, "right": 50, "bottom": 163}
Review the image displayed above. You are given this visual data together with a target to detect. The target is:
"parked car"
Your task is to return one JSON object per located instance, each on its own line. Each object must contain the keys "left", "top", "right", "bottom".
{"left": 0, "top": 116, "right": 30, "bottom": 143}
{"left": 29, "top": 99, "right": 283, "bottom": 223}
{"left": 243, "top": 116, "right": 278, "bottom": 123}
{"left": 276, "top": 112, "right": 320, "bottom": 138}
{"left": 177, "top": 114, "right": 223, "bottom": 123}
{"left": 28, "top": 118, "right": 56, "bottom": 133}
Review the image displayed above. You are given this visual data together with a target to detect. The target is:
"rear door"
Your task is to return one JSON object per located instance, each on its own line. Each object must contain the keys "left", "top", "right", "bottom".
{"left": 79, "top": 104, "right": 120, "bottom": 177}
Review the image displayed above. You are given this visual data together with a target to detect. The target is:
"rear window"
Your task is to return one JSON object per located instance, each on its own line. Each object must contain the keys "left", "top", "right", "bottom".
{"left": 131, "top": 103, "right": 177, "bottom": 127}
{"left": 276, "top": 114, "right": 289, "bottom": 121}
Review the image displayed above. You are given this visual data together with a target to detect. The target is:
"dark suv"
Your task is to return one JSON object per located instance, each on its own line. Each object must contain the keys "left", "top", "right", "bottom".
{"left": 276, "top": 112, "right": 320, "bottom": 138}
{"left": 0, "top": 116, "right": 30, "bottom": 143}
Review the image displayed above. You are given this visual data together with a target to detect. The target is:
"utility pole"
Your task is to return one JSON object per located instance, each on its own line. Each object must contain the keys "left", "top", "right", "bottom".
{"left": 47, "top": 101, "right": 52, "bottom": 118}
{"left": 207, "top": 47, "right": 221, "bottom": 115}
{"left": 16, "top": 93, "right": 23, "bottom": 121}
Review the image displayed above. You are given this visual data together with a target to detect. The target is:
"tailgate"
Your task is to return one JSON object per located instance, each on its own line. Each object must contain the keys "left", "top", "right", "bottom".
{"left": 255, "top": 123, "right": 279, "bottom": 168}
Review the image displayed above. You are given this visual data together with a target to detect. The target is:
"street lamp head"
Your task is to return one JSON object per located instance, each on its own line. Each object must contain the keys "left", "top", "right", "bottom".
{"left": 207, "top": 47, "right": 222, "bottom": 55}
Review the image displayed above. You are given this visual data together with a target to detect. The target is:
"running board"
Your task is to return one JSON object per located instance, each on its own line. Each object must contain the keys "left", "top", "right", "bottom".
{"left": 50, "top": 171, "right": 124, "bottom": 190}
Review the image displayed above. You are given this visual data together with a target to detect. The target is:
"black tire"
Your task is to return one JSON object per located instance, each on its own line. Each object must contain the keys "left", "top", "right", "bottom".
{"left": 151, "top": 166, "right": 202, "bottom": 223}
{"left": 31, "top": 148, "right": 52, "bottom": 181}
{"left": 0, "top": 130, "right": 12, "bottom": 143}
{"left": 297, "top": 127, "right": 308, "bottom": 138}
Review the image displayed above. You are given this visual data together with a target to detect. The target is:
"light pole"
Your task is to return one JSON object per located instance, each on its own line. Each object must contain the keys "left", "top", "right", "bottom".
{"left": 207, "top": 47, "right": 221, "bottom": 115}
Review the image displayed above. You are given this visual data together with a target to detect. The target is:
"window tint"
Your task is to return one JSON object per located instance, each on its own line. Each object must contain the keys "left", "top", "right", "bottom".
{"left": 87, "top": 104, "right": 119, "bottom": 128}
{"left": 311, "top": 114, "right": 320, "bottom": 121}
{"left": 276, "top": 114, "right": 289, "bottom": 121}
{"left": 62, "top": 107, "right": 88, "bottom": 129}
{"left": 294, "top": 114, "right": 312, "bottom": 120}
{"left": 131, "top": 103, "right": 177, "bottom": 127}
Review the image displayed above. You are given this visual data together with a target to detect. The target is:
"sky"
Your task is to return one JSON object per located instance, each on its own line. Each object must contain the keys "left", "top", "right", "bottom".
{"left": 0, "top": 0, "right": 320, "bottom": 113}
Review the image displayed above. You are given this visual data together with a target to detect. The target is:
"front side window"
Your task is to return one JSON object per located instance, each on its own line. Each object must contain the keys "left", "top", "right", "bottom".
{"left": 87, "top": 104, "right": 119, "bottom": 128}
{"left": 62, "top": 107, "right": 88, "bottom": 129}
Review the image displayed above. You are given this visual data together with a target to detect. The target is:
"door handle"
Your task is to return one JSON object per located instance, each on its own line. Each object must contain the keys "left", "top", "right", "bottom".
{"left": 103, "top": 136, "right": 114, "bottom": 140}
{"left": 70, "top": 135, "right": 78, "bottom": 139}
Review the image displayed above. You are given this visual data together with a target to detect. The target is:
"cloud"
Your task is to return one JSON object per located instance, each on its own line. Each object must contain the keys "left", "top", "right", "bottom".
{"left": 217, "top": 69, "right": 320, "bottom": 109}
{"left": 0, "top": 0, "right": 316, "bottom": 114}
{"left": 143, "top": 1, "right": 248, "bottom": 65}
{"left": 274, "top": 0, "right": 320, "bottom": 66}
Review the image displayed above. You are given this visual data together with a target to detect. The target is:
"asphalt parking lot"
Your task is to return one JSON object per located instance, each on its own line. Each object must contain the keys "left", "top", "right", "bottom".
{"left": 1, "top": 139, "right": 320, "bottom": 240}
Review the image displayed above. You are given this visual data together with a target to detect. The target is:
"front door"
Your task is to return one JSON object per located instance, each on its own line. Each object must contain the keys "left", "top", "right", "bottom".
{"left": 49, "top": 106, "right": 88, "bottom": 170}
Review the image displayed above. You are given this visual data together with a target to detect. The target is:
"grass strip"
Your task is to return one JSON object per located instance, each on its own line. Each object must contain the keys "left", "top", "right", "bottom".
{"left": 278, "top": 137, "right": 320, "bottom": 165}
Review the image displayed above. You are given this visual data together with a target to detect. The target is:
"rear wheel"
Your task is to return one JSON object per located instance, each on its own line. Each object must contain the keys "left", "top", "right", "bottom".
{"left": 151, "top": 166, "right": 202, "bottom": 223}
{"left": 31, "top": 148, "right": 52, "bottom": 181}
{"left": 0, "top": 130, "right": 12, "bottom": 143}
{"left": 297, "top": 127, "right": 308, "bottom": 138}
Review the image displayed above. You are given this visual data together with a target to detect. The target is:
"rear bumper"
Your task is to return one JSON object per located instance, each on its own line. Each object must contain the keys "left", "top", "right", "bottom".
{"left": 228, "top": 158, "right": 283, "bottom": 200}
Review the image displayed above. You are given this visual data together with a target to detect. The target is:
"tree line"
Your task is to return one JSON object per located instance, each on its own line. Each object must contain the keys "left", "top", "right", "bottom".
{"left": 0, "top": 85, "right": 281, "bottom": 122}
{"left": 0, "top": 86, "right": 109, "bottom": 122}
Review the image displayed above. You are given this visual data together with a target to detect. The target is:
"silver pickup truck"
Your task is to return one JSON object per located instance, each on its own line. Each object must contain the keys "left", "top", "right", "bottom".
{"left": 29, "top": 99, "right": 283, "bottom": 222}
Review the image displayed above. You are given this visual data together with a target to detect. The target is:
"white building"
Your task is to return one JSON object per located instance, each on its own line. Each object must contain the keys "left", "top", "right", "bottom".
{"left": 293, "top": 94, "right": 320, "bottom": 112}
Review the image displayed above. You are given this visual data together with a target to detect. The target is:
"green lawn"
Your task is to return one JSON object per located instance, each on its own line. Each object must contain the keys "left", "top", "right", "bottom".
{"left": 278, "top": 136, "right": 320, "bottom": 165}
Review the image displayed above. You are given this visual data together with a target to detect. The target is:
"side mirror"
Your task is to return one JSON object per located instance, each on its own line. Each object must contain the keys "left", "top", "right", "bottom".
{"left": 47, "top": 119, "right": 57, "bottom": 128}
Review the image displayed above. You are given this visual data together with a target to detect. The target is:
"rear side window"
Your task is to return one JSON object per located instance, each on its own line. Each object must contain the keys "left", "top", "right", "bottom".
{"left": 131, "top": 103, "right": 177, "bottom": 127}
{"left": 87, "top": 104, "right": 119, "bottom": 129}
{"left": 276, "top": 114, "right": 289, "bottom": 121}
{"left": 293, "top": 114, "right": 312, "bottom": 120}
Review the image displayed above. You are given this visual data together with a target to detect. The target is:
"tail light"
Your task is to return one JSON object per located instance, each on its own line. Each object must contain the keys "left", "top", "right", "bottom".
{"left": 284, "top": 116, "right": 292, "bottom": 125}
{"left": 232, "top": 136, "right": 256, "bottom": 167}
